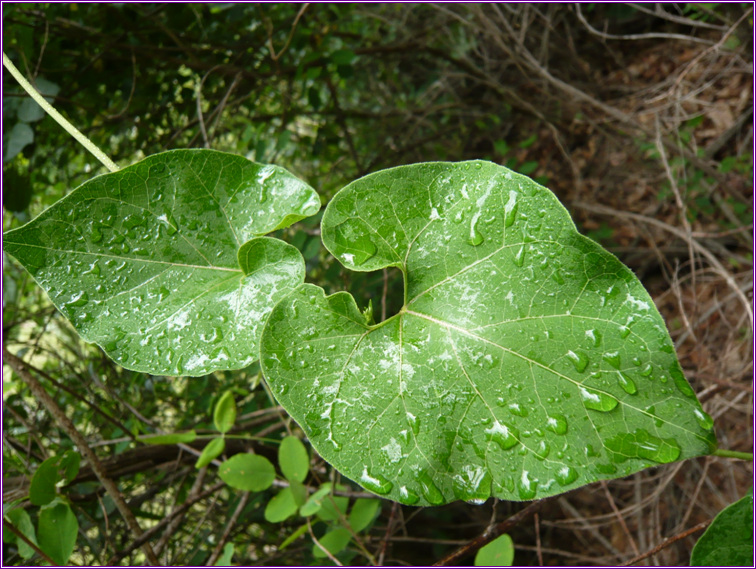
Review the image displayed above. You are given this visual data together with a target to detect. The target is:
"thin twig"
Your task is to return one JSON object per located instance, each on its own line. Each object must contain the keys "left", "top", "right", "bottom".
{"left": 307, "top": 516, "right": 344, "bottom": 566}
{"left": 574, "top": 201, "right": 753, "bottom": 329}
{"left": 575, "top": 4, "right": 716, "bottom": 45}
{"left": 601, "top": 481, "right": 640, "bottom": 556}
{"left": 618, "top": 519, "right": 711, "bottom": 566}
{"left": 109, "top": 481, "right": 226, "bottom": 564}
{"left": 205, "top": 491, "right": 250, "bottom": 566}
{"left": 3, "top": 518, "right": 60, "bottom": 566}
{"left": 433, "top": 499, "right": 546, "bottom": 565}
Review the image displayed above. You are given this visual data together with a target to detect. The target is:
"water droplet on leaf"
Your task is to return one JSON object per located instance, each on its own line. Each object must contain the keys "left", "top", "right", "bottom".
{"left": 513, "top": 245, "right": 525, "bottom": 267}
{"left": 693, "top": 409, "right": 714, "bottom": 430}
{"left": 618, "top": 372, "right": 637, "bottom": 395}
{"left": 517, "top": 471, "right": 538, "bottom": 500}
{"left": 417, "top": 471, "right": 444, "bottom": 505}
{"left": 485, "top": 421, "right": 519, "bottom": 450}
{"left": 566, "top": 350, "right": 589, "bottom": 373}
{"left": 398, "top": 486, "right": 420, "bottom": 505}
{"left": 360, "top": 467, "right": 393, "bottom": 495}
{"left": 555, "top": 465, "right": 578, "bottom": 486}
{"left": 580, "top": 386, "right": 619, "bottom": 412}
{"left": 468, "top": 218, "right": 484, "bottom": 246}
{"left": 603, "top": 351, "right": 621, "bottom": 369}
{"left": 504, "top": 191, "right": 518, "bottom": 228}
{"left": 545, "top": 414, "right": 568, "bottom": 435}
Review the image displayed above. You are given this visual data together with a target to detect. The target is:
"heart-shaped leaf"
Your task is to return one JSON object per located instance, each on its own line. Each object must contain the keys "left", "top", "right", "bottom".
{"left": 3, "top": 149, "right": 320, "bottom": 376}
{"left": 261, "top": 161, "right": 717, "bottom": 506}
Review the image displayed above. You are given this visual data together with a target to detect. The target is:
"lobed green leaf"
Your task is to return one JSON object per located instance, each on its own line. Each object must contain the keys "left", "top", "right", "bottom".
{"left": 261, "top": 161, "right": 717, "bottom": 506}
{"left": 3, "top": 149, "right": 320, "bottom": 376}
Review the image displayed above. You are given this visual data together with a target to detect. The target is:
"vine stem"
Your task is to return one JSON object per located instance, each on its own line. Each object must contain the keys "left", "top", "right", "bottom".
{"left": 713, "top": 448, "right": 754, "bottom": 461}
{"left": 3, "top": 51, "right": 119, "bottom": 172}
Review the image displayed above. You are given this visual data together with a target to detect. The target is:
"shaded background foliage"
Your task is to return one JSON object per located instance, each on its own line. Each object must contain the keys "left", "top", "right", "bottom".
{"left": 2, "top": 3, "right": 752, "bottom": 566}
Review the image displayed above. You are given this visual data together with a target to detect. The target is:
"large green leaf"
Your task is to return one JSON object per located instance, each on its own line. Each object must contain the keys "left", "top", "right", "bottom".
{"left": 3, "top": 149, "right": 320, "bottom": 376}
{"left": 691, "top": 490, "right": 753, "bottom": 566}
{"left": 261, "top": 161, "right": 717, "bottom": 506}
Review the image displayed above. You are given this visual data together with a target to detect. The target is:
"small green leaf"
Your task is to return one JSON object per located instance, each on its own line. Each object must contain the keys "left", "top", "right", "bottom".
{"left": 3, "top": 508, "right": 37, "bottom": 559}
{"left": 279, "top": 524, "right": 308, "bottom": 550}
{"left": 691, "top": 490, "right": 753, "bottom": 566}
{"left": 262, "top": 160, "right": 717, "bottom": 506}
{"left": 300, "top": 483, "right": 334, "bottom": 517}
{"left": 279, "top": 436, "right": 309, "bottom": 483}
{"left": 264, "top": 487, "right": 299, "bottom": 523}
{"left": 5, "top": 123, "right": 34, "bottom": 162}
{"left": 214, "top": 542, "right": 234, "bottom": 566}
{"left": 196, "top": 437, "right": 226, "bottom": 469}
{"left": 312, "top": 527, "right": 351, "bottom": 558}
{"left": 475, "top": 534, "right": 514, "bottom": 566}
{"left": 214, "top": 391, "right": 237, "bottom": 434}
{"left": 58, "top": 451, "right": 81, "bottom": 485}
{"left": 218, "top": 454, "right": 275, "bottom": 492}
{"left": 3, "top": 149, "right": 320, "bottom": 376}
{"left": 348, "top": 498, "right": 380, "bottom": 532}
{"left": 139, "top": 430, "right": 197, "bottom": 445}
{"left": 17, "top": 77, "right": 60, "bottom": 123}
{"left": 317, "top": 490, "right": 349, "bottom": 523}
{"left": 37, "top": 502, "right": 78, "bottom": 565}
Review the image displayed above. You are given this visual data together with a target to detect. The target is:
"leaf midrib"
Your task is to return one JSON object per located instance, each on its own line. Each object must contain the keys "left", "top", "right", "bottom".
{"left": 3, "top": 242, "right": 241, "bottom": 273}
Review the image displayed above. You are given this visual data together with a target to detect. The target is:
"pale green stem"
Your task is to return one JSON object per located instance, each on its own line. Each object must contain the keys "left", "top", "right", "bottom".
{"left": 713, "top": 449, "right": 753, "bottom": 461}
{"left": 3, "top": 52, "right": 118, "bottom": 172}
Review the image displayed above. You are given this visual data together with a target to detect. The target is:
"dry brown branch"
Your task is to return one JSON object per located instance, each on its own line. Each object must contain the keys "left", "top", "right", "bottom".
{"left": 3, "top": 347, "right": 161, "bottom": 566}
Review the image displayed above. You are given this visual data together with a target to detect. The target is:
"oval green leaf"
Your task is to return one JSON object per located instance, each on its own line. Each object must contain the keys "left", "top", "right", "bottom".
{"left": 348, "top": 498, "right": 380, "bottom": 532}
{"left": 261, "top": 161, "right": 717, "bottom": 506}
{"left": 691, "top": 490, "right": 753, "bottom": 566}
{"left": 218, "top": 453, "right": 275, "bottom": 492}
{"left": 196, "top": 437, "right": 226, "bottom": 469}
{"left": 279, "top": 436, "right": 309, "bottom": 483}
{"left": 214, "top": 543, "right": 235, "bottom": 566}
{"left": 475, "top": 534, "right": 514, "bottom": 566}
{"left": 29, "top": 457, "right": 61, "bottom": 506}
{"left": 264, "top": 487, "right": 299, "bottom": 523}
{"left": 312, "top": 527, "right": 351, "bottom": 559}
{"left": 3, "top": 149, "right": 320, "bottom": 376}
{"left": 214, "top": 390, "right": 237, "bottom": 434}
{"left": 299, "top": 484, "right": 332, "bottom": 517}
{"left": 37, "top": 502, "right": 78, "bottom": 565}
